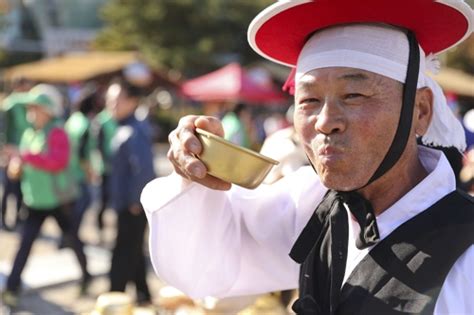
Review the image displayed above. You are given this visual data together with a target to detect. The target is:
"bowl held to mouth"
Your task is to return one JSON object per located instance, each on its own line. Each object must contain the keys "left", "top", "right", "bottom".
{"left": 195, "top": 128, "right": 279, "bottom": 189}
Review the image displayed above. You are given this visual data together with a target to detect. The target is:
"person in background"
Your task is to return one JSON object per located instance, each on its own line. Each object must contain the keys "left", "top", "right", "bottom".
{"left": 0, "top": 79, "right": 33, "bottom": 230}
{"left": 90, "top": 88, "right": 117, "bottom": 242}
{"left": 107, "top": 78, "right": 155, "bottom": 304}
{"left": 260, "top": 105, "right": 308, "bottom": 185}
{"left": 460, "top": 147, "right": 474, "bottom": 194}
{"left": 1, "top": 84, "right": 90, "bottom": 308}
{"left": 418, "top": 140, "right": 465, "bottom": 188}
{"left": 221, "top": 103, "right": 252, "bottom": 148}
{"left": 63, "top": 85, "right": 97, "bottom": 245}
{"left": 463, "top": 108, "right": 474, "bottom": 149}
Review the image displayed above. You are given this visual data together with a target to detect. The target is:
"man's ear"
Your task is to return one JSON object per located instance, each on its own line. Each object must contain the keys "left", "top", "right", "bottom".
{"left": 414, "top": 87, "right": 433, "bottom": 136}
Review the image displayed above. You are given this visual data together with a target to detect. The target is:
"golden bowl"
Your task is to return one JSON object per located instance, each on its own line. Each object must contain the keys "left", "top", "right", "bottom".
{"left": 196, "top": 128, "right": 279, "bottom": 189}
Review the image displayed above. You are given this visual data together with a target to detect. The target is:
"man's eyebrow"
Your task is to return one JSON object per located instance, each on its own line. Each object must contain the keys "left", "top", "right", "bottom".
{"left": 296, "top": 72, "right": 371, "bottom": 92}
{"left": 338, "top": 72, "right": 370, "bottom": 81}
{"left": 297, "top": 81, "right": 316, "bottom": 91}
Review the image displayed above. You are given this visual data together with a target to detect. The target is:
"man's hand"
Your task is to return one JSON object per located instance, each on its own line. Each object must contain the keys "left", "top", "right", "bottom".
{"left": 167, "top": 115, "right": 231, "bottom": 190}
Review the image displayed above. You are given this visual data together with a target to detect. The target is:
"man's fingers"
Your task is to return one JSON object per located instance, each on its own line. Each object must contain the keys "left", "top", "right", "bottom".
{"left": 195, "top": 116, "right": 225, "bottom": 137}
{"left": 168, "top": 132, "right": 206, "bottom": 179}
{"left": 179, "top": 128, "right": 202, "bottom": 155}
{"left": 167, "top": 114, "right": 230, "bottom": 190}
{"left": 177, "top": 115, "right": 199, "bottom": 128}
{"left": 183, "top": 158, "right": 206, "bottom": 179}
{"left": 196, "top": 175, "right": 232, "bottom": 191}
{"left": 167, "top": 142, "right": 230, "bottom": 190}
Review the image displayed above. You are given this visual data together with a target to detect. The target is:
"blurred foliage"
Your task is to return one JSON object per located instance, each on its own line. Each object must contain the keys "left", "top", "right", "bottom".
{"left": 95, "top": 0, "right": 474, "bottom": 76}
{"left": 94, "top": 0, "right": 273, "bottom": 76}
{"left": 444, "top": 36, "right": 474, "bottom": 75}
{"left": 442, "top": 0, "right": 474, "bottom": 74}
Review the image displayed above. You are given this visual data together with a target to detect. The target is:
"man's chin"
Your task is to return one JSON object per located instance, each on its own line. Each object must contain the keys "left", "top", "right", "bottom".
{"left": 323, "top": 184, "right": 356, "bottom": 192}
{"left": 320, "top": 174, "right": 360, "bottom": 192}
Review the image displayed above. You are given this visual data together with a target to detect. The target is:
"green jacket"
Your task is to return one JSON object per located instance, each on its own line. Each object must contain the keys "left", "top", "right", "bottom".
{"left": 90, "top": 110, "right": 117, "bottom": 176}
{"left": 1, "top": 95, "right": 30, "bottom": 146}
{"left": 222, "top": 112, "right": 251, "bottom": 148}
{"left": 65, "top": 111, "right": 91, "bottom": 182}
{"left": 20, "top": 121, "right": 78, "bottom": 210}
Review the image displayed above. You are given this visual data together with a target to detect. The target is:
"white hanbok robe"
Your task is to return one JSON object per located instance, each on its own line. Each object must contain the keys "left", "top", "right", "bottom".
{"left": 141, "top": 146, "right": 474, "bottom": 314}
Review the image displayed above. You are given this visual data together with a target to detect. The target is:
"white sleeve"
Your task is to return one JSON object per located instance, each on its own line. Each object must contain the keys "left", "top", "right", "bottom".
{"left": 141, "top": 167, "right": 326, "bottom": 299}
{"left": 433, "top": 245, "right": 474, "bottom": 315}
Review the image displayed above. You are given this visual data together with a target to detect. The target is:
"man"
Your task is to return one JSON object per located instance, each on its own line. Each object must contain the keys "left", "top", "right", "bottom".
{"left": 107, "top": 78, "right": 155, "bottom": 304}
{"left": 141, "top": 1, "right": 473, "bottom": 314}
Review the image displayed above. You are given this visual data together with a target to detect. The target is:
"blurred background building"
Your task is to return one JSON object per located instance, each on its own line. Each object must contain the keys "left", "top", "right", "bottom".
{"left": 0, "top": 0, "right": 105, "bottom": 59}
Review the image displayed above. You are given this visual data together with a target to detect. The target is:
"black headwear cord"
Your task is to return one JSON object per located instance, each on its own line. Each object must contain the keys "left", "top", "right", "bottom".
{"left": 364, "top": 30, "right": 420, "bottom": 186}
{"left": 290, "top": 32, "right": 422, "bottom": 315}
{"left": 291, "top": 31, "right": 421, "bottom": 264}
{"left": 305, "top": 30, "right": 420, "bottom": 188}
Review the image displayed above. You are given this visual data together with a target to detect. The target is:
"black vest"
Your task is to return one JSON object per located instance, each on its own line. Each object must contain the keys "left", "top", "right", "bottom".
{"left": 293, "top": 190, "right": 474, "bottom": 315}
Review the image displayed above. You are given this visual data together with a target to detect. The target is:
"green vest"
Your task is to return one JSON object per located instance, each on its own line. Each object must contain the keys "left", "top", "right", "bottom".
{"left": 222, "top": 112, "right": 251, "bottom": 148}
{"left": 65, "top": 112, "right": 91, "bottom": 182}
{"left": 20, "top": 121, "right": 78, "bottom": 210}
{"left": 3, "top": 101, "right": 30, "bottom": 145}
{"left": 90, "top": 110, "right": 117, "bottom": 175}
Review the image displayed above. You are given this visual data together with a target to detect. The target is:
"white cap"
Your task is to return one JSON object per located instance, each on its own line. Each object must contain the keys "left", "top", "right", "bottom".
{"left": 296, "top": 24, "right": 466, "bottom": 151}
{"left": 28, "top": 84, "right": 64, "bottom": 118}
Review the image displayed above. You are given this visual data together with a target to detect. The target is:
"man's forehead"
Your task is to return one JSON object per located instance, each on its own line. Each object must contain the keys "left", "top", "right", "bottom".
{"left": 296, "top": 67, "right": 386, "bottom": 88}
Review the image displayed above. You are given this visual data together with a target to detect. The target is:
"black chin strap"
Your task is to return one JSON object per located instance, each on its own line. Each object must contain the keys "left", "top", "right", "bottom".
{"left": 290, "top": 31, "right": 422, "bottom": 315}
{"left": 365, "top": 30, "right": 420, "bottom": 186}
{"left": 291, "top": 30, "right": 420, "bottom": 263}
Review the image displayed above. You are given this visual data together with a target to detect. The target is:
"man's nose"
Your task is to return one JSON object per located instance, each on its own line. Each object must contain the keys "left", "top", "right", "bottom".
{"left": 314, "top": 100, "right": 346, "bottom": 135}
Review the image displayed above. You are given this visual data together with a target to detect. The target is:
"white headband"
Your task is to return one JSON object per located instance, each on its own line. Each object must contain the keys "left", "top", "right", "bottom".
{"left": 296, "top": 24, "right": 466, "bottom": 152}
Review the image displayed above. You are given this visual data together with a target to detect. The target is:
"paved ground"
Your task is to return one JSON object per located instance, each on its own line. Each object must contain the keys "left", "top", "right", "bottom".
{"left": 0, "top": 144, "right": 173, "bottom": 315}
{"left": 0, "top": 144, "right": 292, "bottom": 315}
{"left": 0, "top": 192, "right": 169, "bottom": 315}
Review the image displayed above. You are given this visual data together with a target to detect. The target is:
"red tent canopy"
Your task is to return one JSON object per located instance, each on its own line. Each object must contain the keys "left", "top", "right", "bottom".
{"left": 181, "top": 63, "right": 287, "bottom": 104}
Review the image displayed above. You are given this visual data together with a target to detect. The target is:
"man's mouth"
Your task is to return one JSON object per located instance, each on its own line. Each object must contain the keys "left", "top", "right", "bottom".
{"left": 311, "top": 138, "right": 346, "bottom": 164}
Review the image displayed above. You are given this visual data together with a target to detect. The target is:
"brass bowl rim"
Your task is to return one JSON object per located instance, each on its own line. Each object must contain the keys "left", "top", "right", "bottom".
{"left": 196, "top": 128, "right": 279, "bottom": 165}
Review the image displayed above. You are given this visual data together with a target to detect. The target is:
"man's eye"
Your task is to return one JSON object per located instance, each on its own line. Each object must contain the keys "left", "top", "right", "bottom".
{"left": 301, "top": 98, "right": 320, "bottom": 104}
{"left": 345, "top": 93, "right": 364, "bottom": 99}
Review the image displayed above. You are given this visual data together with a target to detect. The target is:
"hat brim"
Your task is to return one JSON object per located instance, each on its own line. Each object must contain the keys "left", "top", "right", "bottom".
{"left": 17, "top": 94, "right": 49, "bottom": 107}
{"left": 2, "top": 93, "right": 27, "bottom": 111}
{"left": 14, "top": 93, "right": 55, "bottom": 115}
{"left": 248, "top": 0, "right": 473, "bottom": 67}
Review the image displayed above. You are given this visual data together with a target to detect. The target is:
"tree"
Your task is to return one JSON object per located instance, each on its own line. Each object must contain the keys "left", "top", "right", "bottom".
{"left": 443, "top": 36, "right": 474, "bottom": 75}
{"left": 94, "top": 0, "right": 273, "bottom": 76}
{"left": 443, "top": 0, "right": 474, "bottom": 75}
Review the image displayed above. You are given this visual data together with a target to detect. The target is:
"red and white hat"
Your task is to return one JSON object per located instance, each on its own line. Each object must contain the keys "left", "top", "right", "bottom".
{"left": 248, "top": 0, "right": 473, "bottom": 68}
{"left": 248, "top": 0, "right": 473, "bottom": 152}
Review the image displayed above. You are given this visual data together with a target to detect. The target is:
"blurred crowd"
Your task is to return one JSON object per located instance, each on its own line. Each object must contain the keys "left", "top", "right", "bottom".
{"left": 0, "top": 68, "right": 300, "bottom": 314}
{"left": 0, "top": 73, "right": 157, "bottom": 311}
{"left": 0, "top": 67, "right": 473, "bottom": 315}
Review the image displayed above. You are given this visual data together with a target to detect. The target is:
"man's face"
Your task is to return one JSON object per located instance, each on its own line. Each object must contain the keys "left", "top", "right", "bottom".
{"left": 294, "top": 67, "right": 403, "bottom": 191}
{"left": 106, "top": 84, "right": 135, "bottom": 120}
